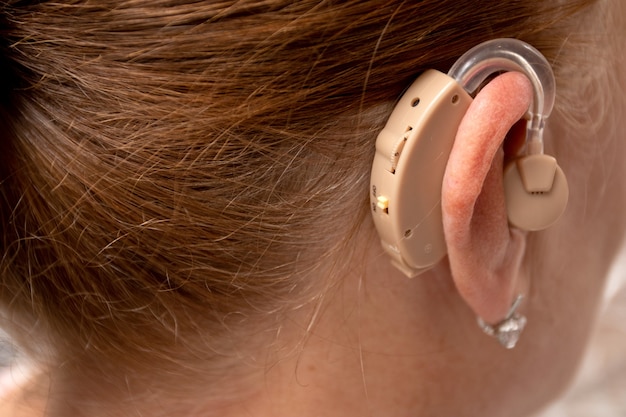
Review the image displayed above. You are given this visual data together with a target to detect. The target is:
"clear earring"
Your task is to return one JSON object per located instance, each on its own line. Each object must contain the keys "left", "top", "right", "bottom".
{"left": 477, "top": 295, "right": 527, "bottom": 349}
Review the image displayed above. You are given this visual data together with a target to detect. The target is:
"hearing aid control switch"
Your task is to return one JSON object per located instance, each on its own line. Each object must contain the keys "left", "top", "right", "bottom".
{"left": 370, "top": 70, "right": 472, "bottom": 277}
{"left": 376, "top": 196, "right": 389, "bottom": 213}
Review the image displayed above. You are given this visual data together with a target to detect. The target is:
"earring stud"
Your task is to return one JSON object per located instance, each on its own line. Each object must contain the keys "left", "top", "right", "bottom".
{"left": 477, "top": 295, "right": 527, "bottom": 349}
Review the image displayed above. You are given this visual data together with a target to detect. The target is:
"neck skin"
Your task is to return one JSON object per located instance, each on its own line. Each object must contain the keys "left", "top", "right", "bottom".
{"left": 39, "top": 212, "right": 614, "bottom": 417}
{"left": 44, "top": 256, "right": 503, "bottom": 417}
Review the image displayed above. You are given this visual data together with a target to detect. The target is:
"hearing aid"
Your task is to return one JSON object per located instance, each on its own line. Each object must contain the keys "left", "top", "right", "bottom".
{"left": 370, "top": 38, "right": 569, "bottom": 277}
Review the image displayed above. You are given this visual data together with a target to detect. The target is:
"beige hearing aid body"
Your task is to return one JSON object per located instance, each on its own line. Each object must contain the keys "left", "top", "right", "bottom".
{"left": 370, "top": 39, "right": 569, "bottom": 277}
{"left": 370, "top": 70, "right": 471, "bottom": 277}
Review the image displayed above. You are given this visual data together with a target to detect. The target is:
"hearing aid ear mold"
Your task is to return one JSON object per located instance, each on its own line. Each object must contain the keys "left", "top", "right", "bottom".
{"left": 504, "top": 154, "right": 568, "bottom": 231}
{"left": 370, "top": 38, "right": 568, "bottom": 277}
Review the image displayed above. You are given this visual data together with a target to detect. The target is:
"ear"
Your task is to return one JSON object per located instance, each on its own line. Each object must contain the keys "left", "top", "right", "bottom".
{"left": 442, "top": 72, "right": 533, "bottom": 324}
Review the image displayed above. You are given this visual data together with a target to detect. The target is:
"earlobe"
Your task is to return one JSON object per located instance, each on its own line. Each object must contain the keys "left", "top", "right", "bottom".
{"left": 442, "top": 72, "right": 533, "bottom": 323}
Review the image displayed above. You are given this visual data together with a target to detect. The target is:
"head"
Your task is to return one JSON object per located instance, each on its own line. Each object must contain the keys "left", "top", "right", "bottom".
{"left": 1, "top": 1, "right": 625, "bottom": 416}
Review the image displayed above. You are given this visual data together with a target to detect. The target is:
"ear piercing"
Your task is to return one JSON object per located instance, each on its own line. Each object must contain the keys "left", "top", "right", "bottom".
{"left": 477, "top": 295, "right": 527, "bottom": 349}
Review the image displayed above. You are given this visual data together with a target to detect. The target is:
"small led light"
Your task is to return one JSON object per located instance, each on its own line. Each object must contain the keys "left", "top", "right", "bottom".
{"left": 376, "top": 196, "right": 389, "bottom": 212}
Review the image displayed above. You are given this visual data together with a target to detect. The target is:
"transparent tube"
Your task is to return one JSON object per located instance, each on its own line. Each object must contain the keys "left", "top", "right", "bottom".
{"left": 447, "top": 38, "right": 555, "bottom": 155}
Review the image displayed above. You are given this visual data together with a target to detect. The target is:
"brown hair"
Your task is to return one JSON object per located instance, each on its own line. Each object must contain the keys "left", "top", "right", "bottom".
{"left": 0, "top": 0, "right": 603, "bottom": 389}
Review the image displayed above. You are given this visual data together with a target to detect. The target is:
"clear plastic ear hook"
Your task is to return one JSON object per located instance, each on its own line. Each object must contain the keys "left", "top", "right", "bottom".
{"left": 447, "top": 38, "right": 555, "bottom": 155}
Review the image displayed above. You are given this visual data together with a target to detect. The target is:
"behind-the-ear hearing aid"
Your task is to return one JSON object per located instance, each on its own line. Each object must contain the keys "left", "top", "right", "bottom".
{"left": 370, "top": 38, "right": 569, "bottom": 277}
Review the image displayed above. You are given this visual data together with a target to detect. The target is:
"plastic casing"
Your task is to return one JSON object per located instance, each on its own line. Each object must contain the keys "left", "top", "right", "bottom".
{"left": 370, "top": 70, "right": 472, "bottom": 277}
{"left": 503, "top": 154, "right": 569, "bottom": 230}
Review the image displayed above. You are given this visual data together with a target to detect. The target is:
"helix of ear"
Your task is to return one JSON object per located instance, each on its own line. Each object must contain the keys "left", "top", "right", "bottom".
{"left": 448, "top": 38, "right": 569, "bottom": 232}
